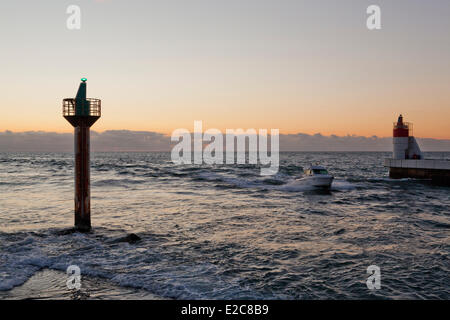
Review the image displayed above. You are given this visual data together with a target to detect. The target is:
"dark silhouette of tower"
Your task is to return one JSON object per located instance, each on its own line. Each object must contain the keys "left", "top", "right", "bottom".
{"left": 63, "top": 78, "right": 101, "bottom": 231}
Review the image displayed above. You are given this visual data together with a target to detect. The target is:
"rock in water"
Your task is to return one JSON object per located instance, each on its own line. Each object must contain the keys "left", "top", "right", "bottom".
{"left": 120, "top": 233, "right": 141, "bottom": 244}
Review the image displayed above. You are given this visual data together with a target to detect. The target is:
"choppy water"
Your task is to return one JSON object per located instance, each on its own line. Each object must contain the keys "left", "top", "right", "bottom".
{"left": 0, "top": 152, "right": 449, "bottom": 299}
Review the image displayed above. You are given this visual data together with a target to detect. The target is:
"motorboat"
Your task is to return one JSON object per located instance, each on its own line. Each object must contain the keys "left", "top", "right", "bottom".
{"left": 297, "top": 165, "right": 334, "bottom": 188}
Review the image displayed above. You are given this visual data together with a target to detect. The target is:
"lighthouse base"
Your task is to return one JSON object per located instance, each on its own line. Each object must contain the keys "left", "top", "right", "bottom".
{"left": 385, "top": 159, "right": 450, "bottom": 186}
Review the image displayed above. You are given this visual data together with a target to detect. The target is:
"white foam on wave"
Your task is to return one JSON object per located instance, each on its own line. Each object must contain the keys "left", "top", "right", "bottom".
{"left": 196, "top": 171, "right": 357, "bottom": 193}
{"left": 277, "top": 179, "right": 316, "bottom": 192}
{"left": 331, "top": 179, "right": 357, "bottom": 191}
{"left": 277, "top": 178, "right": 356, "bottom": 192}
{"left": 0, "top": 235, "right": 50, "bottom": 291}
{"left": 0, "top": 230, "right": 276, "bottom": 299}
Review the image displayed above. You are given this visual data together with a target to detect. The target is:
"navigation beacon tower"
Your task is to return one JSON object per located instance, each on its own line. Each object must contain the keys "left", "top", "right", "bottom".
{"left": 63, "top": 78, "right": 101, "bottom": 231}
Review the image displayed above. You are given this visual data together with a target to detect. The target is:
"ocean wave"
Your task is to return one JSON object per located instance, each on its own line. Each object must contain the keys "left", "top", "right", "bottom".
{"left": 1, "top": 152, "right": 450, "bottom": 299}
{"left": 92, "top": 178, "right": 147, "bottom": 187}
{"left": 0, "top": 229, "right": 281, "bottom": 299}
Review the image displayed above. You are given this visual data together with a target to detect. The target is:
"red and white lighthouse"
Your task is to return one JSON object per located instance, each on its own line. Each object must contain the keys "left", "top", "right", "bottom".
{"left": 386, "top": 115, "right": 450, "bottom": 185}
{"left": 392, "top": 114, "right": 422, "bottom": 160}
{"left": 393, "top": 114, "right": 409, "bottom": 159}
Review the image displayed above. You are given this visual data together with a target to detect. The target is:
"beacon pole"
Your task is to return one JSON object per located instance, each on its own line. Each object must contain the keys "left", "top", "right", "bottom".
{"left": 63, "top": 78, "right": 101, "bottom": 232}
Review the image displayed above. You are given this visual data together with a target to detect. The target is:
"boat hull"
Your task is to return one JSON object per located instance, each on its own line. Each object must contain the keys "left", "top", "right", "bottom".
{"left": 297, "top": 175, "right": 334, "bottom": 188}
{"left": 309, "top": 176, "right": 334, "bottom": 188}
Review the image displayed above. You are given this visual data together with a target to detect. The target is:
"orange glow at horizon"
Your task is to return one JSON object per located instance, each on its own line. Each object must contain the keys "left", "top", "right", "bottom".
{"left": 2, "top": 1, "right": 450, "bottom": 140}
{"left": 2, "top": 105, "right": 449, "bottom": 140}
{"left": 2, "top": 78, "right": 449, "bottom": 139}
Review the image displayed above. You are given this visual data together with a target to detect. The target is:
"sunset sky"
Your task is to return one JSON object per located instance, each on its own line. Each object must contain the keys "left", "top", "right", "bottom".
{"left": 1, "top": 0, "right": 450, "bottom": 138}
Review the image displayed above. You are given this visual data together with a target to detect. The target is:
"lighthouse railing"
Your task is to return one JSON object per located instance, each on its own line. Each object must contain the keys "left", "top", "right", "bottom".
{"left": 393, "top": 121, "right": 413, "bottom": 136}
{"left": 63, "top": 98, "right": 101, "bottom": 117}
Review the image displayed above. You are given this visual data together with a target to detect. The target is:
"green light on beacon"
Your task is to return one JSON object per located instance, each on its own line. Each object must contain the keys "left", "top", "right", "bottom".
{"left": 81, "top": 78, "right": 87, "bottom": 82}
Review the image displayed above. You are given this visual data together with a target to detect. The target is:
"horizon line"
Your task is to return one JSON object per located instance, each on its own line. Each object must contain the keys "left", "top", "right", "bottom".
{"left": 2, "top": 129, "right": 450, "bottom": 141}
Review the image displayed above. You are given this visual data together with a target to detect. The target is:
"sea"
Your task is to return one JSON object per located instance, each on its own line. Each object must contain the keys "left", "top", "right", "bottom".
{"left": 0, "top": 152, "right": 449, "bottom": 299}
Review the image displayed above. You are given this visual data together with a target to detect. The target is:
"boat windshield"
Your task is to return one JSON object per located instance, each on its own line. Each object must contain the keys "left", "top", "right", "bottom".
{"left": 312, "top": 169, "right": 328, "bottom": 175}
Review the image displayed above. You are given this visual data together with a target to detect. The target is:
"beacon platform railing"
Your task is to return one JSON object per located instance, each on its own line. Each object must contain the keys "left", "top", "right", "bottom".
{"left": 393, "top": 121, "right": 413, "bottom": 136}
{"left": 63, "top": 98, "right": 101, "bottom": 117}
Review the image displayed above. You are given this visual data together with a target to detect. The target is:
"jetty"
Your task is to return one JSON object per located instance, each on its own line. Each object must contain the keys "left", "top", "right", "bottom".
{"left": 385, "top": 115, "right": 450, "bottom": 185}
